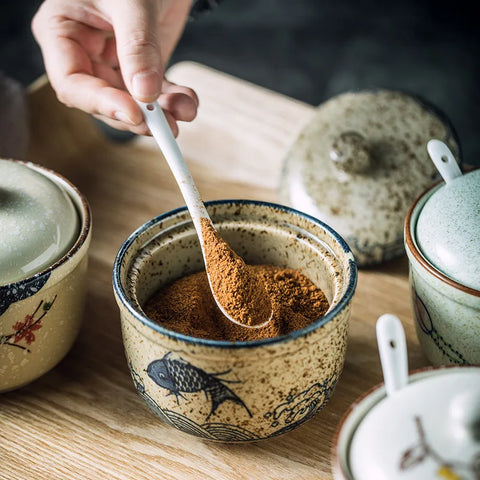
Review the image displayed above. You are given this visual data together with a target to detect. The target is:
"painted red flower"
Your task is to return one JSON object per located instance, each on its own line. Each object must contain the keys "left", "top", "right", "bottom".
{"left": 13, "top": 314, "right": 43, "bottom": 345}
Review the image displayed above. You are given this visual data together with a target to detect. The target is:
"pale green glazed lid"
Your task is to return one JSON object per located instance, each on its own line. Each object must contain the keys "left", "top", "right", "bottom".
{"left": 0, "top": 160, "right": 80, "bottom": 285}
{"left": 416, "top": 169, "right": 480, "bottom": 290}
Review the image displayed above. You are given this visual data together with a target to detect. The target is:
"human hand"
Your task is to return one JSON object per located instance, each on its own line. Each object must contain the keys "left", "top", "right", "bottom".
{"left": 32, "top": 0, "right": 198, "bottom": 136}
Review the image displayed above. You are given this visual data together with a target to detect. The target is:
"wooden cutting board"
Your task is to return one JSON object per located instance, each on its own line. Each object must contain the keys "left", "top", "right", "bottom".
{"left": 0, "top": 62, "right": 427, "bottom": 480}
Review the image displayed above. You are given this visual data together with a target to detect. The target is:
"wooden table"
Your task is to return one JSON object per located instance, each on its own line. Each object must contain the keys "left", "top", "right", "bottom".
{"left": 1, "top": 62, "right": 428, "bottom": 480}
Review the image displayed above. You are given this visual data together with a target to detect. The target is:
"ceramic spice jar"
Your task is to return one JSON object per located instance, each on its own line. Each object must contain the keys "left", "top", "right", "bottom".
{"left": 113, "top": 200, "right": 357, "bottom": 442}
{"left": 333, "top": 365, "right": 480, "bottom": 480}
{"left": 0, "top": 159, "right": 91, "bottom": 392}
{"left": 278, "top": 89, "right": 460, "bottom": 266}
{"left": 405, "top": 141, "right": 480, "bottom": 366}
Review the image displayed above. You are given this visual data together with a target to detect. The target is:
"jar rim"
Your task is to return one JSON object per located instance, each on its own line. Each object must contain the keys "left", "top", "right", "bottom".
{"left": 113, "top": 199, "right": 358, "bottom": 349}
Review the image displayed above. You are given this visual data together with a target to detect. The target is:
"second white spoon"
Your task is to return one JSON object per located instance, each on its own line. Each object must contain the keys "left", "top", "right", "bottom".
{"left": 376, "top": 313, "right": 408, "bottom": 396}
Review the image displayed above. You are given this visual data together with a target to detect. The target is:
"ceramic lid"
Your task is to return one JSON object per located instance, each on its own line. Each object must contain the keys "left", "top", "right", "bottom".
{"left": 0, "top": 160, "right": 79, "bottom": 285}
{"left": 348, "top": 368, "right": 480, "bottom": 480}
{"left": 278, "top": 89, "right": 459, "bottom": 266}
{"left": 416, "top": 168, "right": 480, "bottom": 290}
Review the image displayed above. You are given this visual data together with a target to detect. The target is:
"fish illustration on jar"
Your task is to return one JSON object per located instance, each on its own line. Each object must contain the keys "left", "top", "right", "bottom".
{"left": 146, "top": 352, "right": 253, "bottom": 420}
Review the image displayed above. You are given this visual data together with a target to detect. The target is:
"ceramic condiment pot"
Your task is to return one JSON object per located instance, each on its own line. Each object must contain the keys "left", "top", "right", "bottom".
{"left": 113, "top": 200, "right": 357, "bottom": 442}
{"left": 0, "top": 159, "right": 91, "bottom": 392}
{"left": 333, "top": 314, "right": 480, "bottom": 480}
{"left": 404, "top": 142, "right": 480, "bottom": 366}
{"left": 278, "top": 89, "right": 460, "bottom": 266}
{"left": 333, "top": 365, "right": 480, "bottom": 480}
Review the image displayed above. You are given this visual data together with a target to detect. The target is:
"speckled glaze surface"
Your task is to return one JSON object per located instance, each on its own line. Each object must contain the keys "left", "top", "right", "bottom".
{"left": 278, "top": 89, "right": 460, "bottom": 266}
{"left": 405, "top": 181, "right": 480, "bottom": 366}
{"left": 113, "top": 201, "right": 357, "bottom": 442}
{"left": 0, "top": 160, "right": 91, "bottom": 392}
{"left": 416, "top": 169, "right": 480, "bottom": 291}
{"left": 332, "top": 366, "right": 480, "bottom": 480}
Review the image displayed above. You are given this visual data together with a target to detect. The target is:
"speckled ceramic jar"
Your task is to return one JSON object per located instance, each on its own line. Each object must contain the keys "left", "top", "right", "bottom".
{"left": 405, "top": 174, "right": 480, "bottom": 366}
{"left": 113, "top": 200, "right": 357, "bottom": 442}
{"left": 278, "top": 89, "right": 460, "bottom": 267}
{"left": 0, "top": 160, "right": 91, "bottom": 392}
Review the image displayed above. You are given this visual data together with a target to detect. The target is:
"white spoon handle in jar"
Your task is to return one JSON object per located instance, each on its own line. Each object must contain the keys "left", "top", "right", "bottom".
{"left": 376, "top": 314, "right": 408, "bottom": 396}
{"left": 136, "top": 101, "right": 211, "bottom": 236}
{"left": 427, "top": 139, "right": 462, "bottom": 184}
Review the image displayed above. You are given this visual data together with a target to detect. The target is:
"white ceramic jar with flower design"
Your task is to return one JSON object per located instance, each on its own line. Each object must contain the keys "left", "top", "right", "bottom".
{"left": 333, "top": 365, "right": 480, "bottom": 480}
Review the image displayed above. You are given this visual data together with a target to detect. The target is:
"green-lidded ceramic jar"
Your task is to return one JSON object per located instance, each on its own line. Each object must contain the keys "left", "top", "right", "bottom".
{"left": 0, "top": 159, "right": 91, "bottom": 392}
{"left": 278, "top": 89, "right": 460, "bottom": 266}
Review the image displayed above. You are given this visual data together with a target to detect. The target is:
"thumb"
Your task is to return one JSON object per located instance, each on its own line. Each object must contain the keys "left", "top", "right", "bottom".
{"left": 111, "top": 0, "right": 163, "bottom": 102}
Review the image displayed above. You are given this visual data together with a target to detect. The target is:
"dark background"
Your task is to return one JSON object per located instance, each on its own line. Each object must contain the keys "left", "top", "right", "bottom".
{"left": 1, "top": 0, "right": 479, "bottom": 163}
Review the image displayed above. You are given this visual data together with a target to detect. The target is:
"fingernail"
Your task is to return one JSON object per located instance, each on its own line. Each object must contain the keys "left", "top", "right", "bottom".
{"left": 114, "top": 111, "right": 135, "bottom": 125}
{"left": 132, "top": 70, "right": 161, "bottom": 100}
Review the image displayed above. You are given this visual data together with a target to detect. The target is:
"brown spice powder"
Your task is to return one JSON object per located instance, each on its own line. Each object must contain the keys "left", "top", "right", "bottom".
{"left": 144, "top": 265, "right": 330, "bottom": 342}
{"left": 200, "top": 218, "right": 272, "bottom": 327}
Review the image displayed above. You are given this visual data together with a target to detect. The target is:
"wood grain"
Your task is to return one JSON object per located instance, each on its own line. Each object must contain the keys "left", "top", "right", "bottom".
{"left": 0, "top": 62, "right": 428, "bottom": 480}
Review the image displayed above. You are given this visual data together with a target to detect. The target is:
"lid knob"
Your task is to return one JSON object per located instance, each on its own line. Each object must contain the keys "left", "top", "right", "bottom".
{"left": 329, "top": 131, "right": 371, "bottom": 174}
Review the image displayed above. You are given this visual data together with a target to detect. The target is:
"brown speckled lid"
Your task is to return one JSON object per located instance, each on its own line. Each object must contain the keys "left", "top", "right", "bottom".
{"left": 278, "top": 89, "right": 460, "bottom": 267}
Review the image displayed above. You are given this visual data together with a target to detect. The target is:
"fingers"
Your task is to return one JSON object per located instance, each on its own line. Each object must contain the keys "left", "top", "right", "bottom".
{"left": 91, "top": 62, "right": 124, "bottom": 90}
{"left": 159, "top": 80, "right": 199, "bottom": 122}
{"left": 93, "top": 114, "right": 150, "bottom": 136}
{"left": 94, "top": 107, "right": 179, "bottom": 137}
{"left": 59, "top": 71, "right": 144, "bottom": 126}
{"left": 163, "top": 79, "right": 199, "bottom": 108}
{"left": 32, "top": 4, "right": 142, "bottom": 128}
{"left": 108, "top": 0, "right": 163, "bottom": 102}
{"left": 31, "top": 0, "right": 197, "bottom": 136}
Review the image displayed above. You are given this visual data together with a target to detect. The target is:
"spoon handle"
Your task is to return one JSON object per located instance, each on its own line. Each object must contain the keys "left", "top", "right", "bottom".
{"left": 376, "top": 314, "right": 408, "bottom": 396}
{"left": 137, "top": 101, "right": 211, "bottom": 235}
{"left": 427, "top": 139, "right": 462, "bottom": 184}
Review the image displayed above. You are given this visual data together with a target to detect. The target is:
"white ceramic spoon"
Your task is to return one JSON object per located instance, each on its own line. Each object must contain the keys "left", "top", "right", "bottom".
{"left": 376, "top": 313, "right": 408, "bottom": 396}
{"left": 427, "top": 139, "right": 462, "bottom": 184}
{"left": 137, "top": 101, "right": 271, "bottom": 328}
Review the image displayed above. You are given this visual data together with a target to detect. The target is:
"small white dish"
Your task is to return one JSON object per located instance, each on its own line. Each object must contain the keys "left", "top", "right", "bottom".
{"left": 333, "top": 314, "right": 480, "bottom": 480}
{"left": 333, "top": 366, "right": 480, "bottom": 480}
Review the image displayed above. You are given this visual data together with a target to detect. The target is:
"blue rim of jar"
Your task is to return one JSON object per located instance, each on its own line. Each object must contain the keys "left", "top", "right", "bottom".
{"left": 113, "top": 199, "right": 358, "bottom": 349}
{"left": 0, "top": 159, "right": 91, "bottom": 290}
